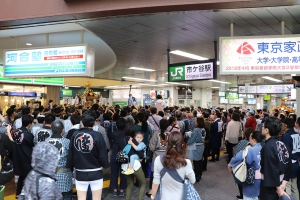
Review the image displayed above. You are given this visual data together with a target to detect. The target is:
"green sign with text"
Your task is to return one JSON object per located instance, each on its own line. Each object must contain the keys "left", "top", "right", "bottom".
{"left": 62, "top": 89, "right": 73, "bottom": 96}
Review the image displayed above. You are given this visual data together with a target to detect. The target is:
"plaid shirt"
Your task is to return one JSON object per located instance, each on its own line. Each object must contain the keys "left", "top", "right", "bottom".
{"left": 46, "top": 136, "right": 73, "bottom": 192}
{"left": 233, "top": 139, "right": 249, "bottom": 155}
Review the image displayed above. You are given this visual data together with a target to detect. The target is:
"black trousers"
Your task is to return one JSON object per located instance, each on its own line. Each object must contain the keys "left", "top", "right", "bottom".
{"left": 211, "top": 147, "right": 220, "bottom": 161}
{"left": 193, "top": 160, "right": 203, "bottom": 179}
{"left": 238, "top": 183, "right": 243, "bottom": 197}
{"left": 202, "top": 143, "right": 208, "bottom": 170}
{"left": 149, "top": 171, "right": 154, "bottom": 190}
{"left": 16, "top": 175, "right": 25, "bottom": 195}
{"left": 226, "top": 142, "right": 237, "bottom": 163}
{"left": 260, "top": 181, "right": 278, "bottom": 200}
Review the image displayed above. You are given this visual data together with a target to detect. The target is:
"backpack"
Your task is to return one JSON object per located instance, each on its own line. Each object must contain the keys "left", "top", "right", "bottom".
{"left": 232, "top": 146, "right": 250, "bottom": 184}
{"left": 103, "top": 120, "right": 111, "bottom": 133}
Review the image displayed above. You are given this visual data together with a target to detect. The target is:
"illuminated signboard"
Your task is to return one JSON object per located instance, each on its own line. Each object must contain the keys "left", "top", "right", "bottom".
{"left": 225, "top": 93, "right": 239, "bottom": 99}
{"left": 168, "top": 60, "right": 217, "bottom": 82}
{"left": 238, "top": 84, "right": 294, "bottom": 94}
{"left": 4, "top": 44, "right": 95, "bottom": 77}
{"left": 220, "top": 35, "right": 300, "bottom": 74}
{"left": 9, "top": 92, "right": 36, "bottom": 97}
{"left": 264, "top": 94, "right": 271, "bottom": 101}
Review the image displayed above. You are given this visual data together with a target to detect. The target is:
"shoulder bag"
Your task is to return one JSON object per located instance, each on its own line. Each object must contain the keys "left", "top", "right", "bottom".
{"left": 116, "top": 138, "right": 131, "bottom": 163}
{"left": 232, "top": 145, "right": 250, "bottom": 184}
{"left": 155, "top": 156, "right": 201, "bottom": 200}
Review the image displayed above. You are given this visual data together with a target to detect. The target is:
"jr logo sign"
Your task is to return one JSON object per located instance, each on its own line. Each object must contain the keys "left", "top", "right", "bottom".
{"left": 169, "top": 66, "right": 185, "bottom": 81}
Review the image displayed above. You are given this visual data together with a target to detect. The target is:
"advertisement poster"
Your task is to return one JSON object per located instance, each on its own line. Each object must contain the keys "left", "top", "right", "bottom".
{"left": 220, "top": 35, "right": 300, "bottom": 74}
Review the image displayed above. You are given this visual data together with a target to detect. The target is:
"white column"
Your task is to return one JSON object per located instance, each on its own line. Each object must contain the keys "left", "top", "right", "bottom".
{"left": 296, "top": 88, "right": 300, "bottom": 117}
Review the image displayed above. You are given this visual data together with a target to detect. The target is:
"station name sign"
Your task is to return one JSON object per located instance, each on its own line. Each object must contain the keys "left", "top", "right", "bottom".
{"left": 220, "top": 35, "right": 300, "bottom": 74}
{"left": 238, "top": 84, "right": 294, "bottom": 94}
{"left": 168, "top": 59, "right": 217, "bottom": 82}
{"left": 4, "top": 44, "right": 95, "bottom": 77}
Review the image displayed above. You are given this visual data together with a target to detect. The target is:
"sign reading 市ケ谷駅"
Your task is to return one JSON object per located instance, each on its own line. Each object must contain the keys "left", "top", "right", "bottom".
{"left": 4, "top": 44, "right": 95, "bottom": 77}
{"left": 168, "top": 60, "right": 216, "bottom": 82}
{"left": 220, "top": 35, "right": 300, "bottom": 74}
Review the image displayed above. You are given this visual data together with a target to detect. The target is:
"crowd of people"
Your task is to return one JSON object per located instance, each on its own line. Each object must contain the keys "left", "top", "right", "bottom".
{"left": 0, "top": 95, "right": 300, "bottom": 200}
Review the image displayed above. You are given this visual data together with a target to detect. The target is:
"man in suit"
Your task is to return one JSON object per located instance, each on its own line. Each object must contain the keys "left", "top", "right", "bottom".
{"left": 209, "top": 111, "right": 223, "bottom": 162}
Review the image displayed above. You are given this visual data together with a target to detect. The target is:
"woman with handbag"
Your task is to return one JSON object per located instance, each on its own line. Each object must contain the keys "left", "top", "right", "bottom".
{"left": 150, "top": 131, "right": 197, "bottom": 200}
{"left": 228, "top": 131, "right": 263, "bottom": 200}
{"left": 146, "top": 119, "right": 170, "bottom": 197}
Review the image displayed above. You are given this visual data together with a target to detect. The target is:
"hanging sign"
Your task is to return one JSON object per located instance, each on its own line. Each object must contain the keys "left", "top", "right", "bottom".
{"left": 238, "top": 84, "right": 294, "bottom": 94}
{"left": 168, "top": 59, "right": 217, "bottom": 82}
{"left": 220, "top": 35, "right": 300, "bottom": 74}
{"left": 4, "top": 44, "right": 95, "bottom": 77}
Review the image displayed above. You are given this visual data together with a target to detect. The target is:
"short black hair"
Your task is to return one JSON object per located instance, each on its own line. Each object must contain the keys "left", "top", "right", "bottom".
{"left": 49, "top": 100, "right": 53, "bottom": 103}
{"left": 22, "top": 107, "right": 31, "bottom": 115}
{"left": 44, "top": 113, "right": 55, "bottom": 125}
{"left": 53, "top": 107, "right": 61, "bottom": 115}
{"left": 38, "top": 106, "right": 44, "bottom": 112}
{"left": 116, "top": 117, "right": 127, "bottom": 130}
{"left": 124, "top": 123, "right": 136, "bottom": 138}
{"left": 216, "top": 112, "right": 222, "bottom": 119}
{"left": 158, "top": 111, "right": 164, "bottom": 118}
{"left": 232, "top": 112, "right": 240, "bottom": 121}
{"left": 175, "top": 110, "right": 182, "bottom": 119}
{"left": 67, "top": 107, "right": 75, "bottom": 114}
{"left": 203, "top": 112, "right": 209, "bottom": 118}
{"left": 135, "top": 131, "right": 144, "bottom": 137}
{"left": 52, "top": 121, "right": 64, "bottom": 135}
{"left": 6, "top": 108, "right": 15, "bottom": 117}
{"left": 22, "top": 115, "right": 34, "bottom": 127}
{"left": 150, "top": 107, "right": 157, "bottom": 114}
{"left": 82, "top": 110, "right": 96, "bottom": 127}
{"left": 121, "top": 109, "right": 127, "bottom": 117}
{"left": 156, "top": 95, "right": 162, "bottom": 99}
{"left": 71, "top": 113, "right": 81, "bottom": 125}
{"left": 264, "top": 117, "right": 282, "bottom": 136}
{"left": 37, "top": 116, "right": 45, "bottom": 124}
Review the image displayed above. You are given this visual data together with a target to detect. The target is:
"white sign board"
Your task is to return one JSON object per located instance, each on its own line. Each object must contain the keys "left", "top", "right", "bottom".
{"left": 238, "top": 85, "right": 257, "bottom": 94}
{"left": 4, "top": 44, "right": 95, "bottom": 77}
{"left": 220, "top": 35, "right": 300, "bottom": 74}
{"left": 256, "top": 84, "right": 294, "bottom": 94}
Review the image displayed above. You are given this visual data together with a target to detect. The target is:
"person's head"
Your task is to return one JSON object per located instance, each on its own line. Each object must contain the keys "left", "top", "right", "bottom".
{"left": 232, "top": 112, "right": 240, "bottom": 121}
{"left": 282, "top": 118, "right": 295, "bottom": 132}
{"left": 289, "top": 114, "right": 297, "bottom": 122}
{"left": 158, "top": 111, "right": 164, "bottom": 118}
{"left": 263, "top": 117, "right": 282, "bottom": 138}
{"left": 51, "top": 121, "right": 64, "bottom": 135}
{"left": 82, "top": 110, "right": 96, "bottom": 127}
{"left": 162, "top": 131, "right": 187, "bottom": 170}
{"left": 195, "top": 117, "right": 205, "bottom": 128}
{"left": 113, "top": 113, "right": 120, "bottom": 121}
{"left": 175, "top": 110, "right": 182, "bottom": 119}
{"left": 116, "top": 117, "right": 127, "bottom": 130}
{"left": 48, "top": 100, "right": 53, "bottom": 105}
{"left": 296, "top": 117, "right": 300, "bottom": 129}
{"left": 168, "top": 116, "right": 177, "bottom": 126}
{"left": 248, "top": 110, "right": 255, "bottom": 117}
{"left": 103, "top": 113, "right": 111, "bottom": 121}
{"left": 284, "top": 111, "right": 290, "bottom": 118}
{"left": 124, "top": 123, "right": 136, "bottom": 138}
{"left": 67, "top": 106, "right": 75, "bottom": 115}
{"left": 244, "top": 127, "right": 255, "bottom": 139}
{"left": 70, "top": 113, "right": 81, "bottom": 125}
{"left": 44, "top": 113, "right": 55, "bottom": 125}
{"left": 135, "top": 131, "right": 144, "bottom": 143}
{"left": 192, "top": 110, "right": 197, "bottom": 117}
{"left": 250, "top": 131, "right": 264, "bottom": 146}
{"left": 37, "top": 115, "right": 45, "bottom": 124}
{"left": 22, "top": 114, "right": 34, "bottom": 128}
{"left": 22, "top": 107, "right": 31, "bottom": 115}
{"left": 254, "top": 115, "right": 260, "bottom": 119}
{"left": 129, "top": 94, "right": 132, "bottom": 97}
{"left": 279, "top": 113, "right": 285, "bottom": 121}
{"left": 203, "top": 112, "right": 209, "bottom": 119}
{"left": 53, "top": 107, "right": 61, "bottom": 117}
{"left": 181, "top": 111, "right": 186, "bottom": 118}
{"left": 240, "top": 113, "right": 244, "bottom": 121}
{"left": 6, "top": 108, "right": 15, "bottom": 118}
{"left": 215, "top": 112, "right": 221, "bottom": 120}
{"left": 150, "top": 107, "right": 157, "bottom": 115}
{"left": 156, "top": 95, "right": 162, "bottom": 100}
{"left": 120, "top": 109, "right": 127, "bottom": 117}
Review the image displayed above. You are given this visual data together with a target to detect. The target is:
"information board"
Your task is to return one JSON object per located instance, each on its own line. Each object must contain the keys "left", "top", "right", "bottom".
{"left": 238, "top": 84, "right": 294, "bottom": 94}
{"left": 9, "top": 92, "right": 36, "bottom": 97}
{"left": 220, "top": 35, "right": 300, "bottom": 74}
{"left": 225, "top": 93, "right": 239, "bottom": 99}
{"left": 4, "top": 44, "right": 95, "bottom": 77}
{"left": 168, "top": 60, "right": 216, "bottom": 82}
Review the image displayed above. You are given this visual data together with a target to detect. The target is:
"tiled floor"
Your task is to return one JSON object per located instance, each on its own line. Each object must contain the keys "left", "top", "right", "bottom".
{"left": 4, "top": 152, "right": 238, "bottom": 200}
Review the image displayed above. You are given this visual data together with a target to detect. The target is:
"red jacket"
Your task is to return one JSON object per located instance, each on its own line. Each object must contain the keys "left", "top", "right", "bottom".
{"left": 245, "top": 116, "right": 257, "bottom": 130}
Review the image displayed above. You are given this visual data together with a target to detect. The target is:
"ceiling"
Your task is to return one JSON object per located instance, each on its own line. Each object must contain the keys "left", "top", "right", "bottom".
{"left": 1, "top": 5, "right": 300, "bottom": 90}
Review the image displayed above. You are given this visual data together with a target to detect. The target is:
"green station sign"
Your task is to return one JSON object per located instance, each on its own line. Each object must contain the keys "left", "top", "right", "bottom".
{"left": 62, "top": 89, "right": 73, "bottom": 96}
{"left": 225, "top": 93, "right": 239, "bottom": 99}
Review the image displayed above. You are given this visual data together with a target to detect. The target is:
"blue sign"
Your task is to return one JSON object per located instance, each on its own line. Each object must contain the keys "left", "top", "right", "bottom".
{"left": 8, "top": 92, "right": 36, "bottom": 97}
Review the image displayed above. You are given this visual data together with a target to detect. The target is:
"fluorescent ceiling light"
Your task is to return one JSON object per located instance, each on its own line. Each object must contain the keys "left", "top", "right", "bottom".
{"left": 262, "top": 76, "right": 283, "bottom": 82}
{"left": 291, "top": 74, "right": 296, "bottom": 76}
{"left": 137, "top": 83, "right": 162, "bottom": 87}
{"left": 158, "top": 84, "right": 169, "bottom": 86}
{"left": 217, "top": 61, "right": 220, "bottom": 65}
{"left": 211, "top": 87, "right": 220, "bottom": 89}
{"left": 208, "top": 80, "right": 231, "bottom": 84}
{"left": 128, "top": 67, "right": 156, "bottom": 72}
{"left": 26, "top": 43, "right": 32, "bottom": 46}
{"left": 165, "top": 72, "right": 168, "bottom": 74}
{"left": 170, "top": 50, "right": 208, "bottom": 60}
{"left": 122, "top": 77, "right": 157, "bottom": 82}
{"left": 67, "top": 85, "right": 82, "bottom": 88}
{"left": 165, "top": 82, "right": 191, "bottom": 86}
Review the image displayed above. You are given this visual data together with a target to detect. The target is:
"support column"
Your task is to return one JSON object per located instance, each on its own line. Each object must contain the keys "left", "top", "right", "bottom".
{"left": 230, "top": 23, "right": 234, "bottom": 37}
{"left": 281, "top": 21, "right": 285, "bottom": 35}
{"left": 44, "top": 86, "right": 60, "bottom": 107}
